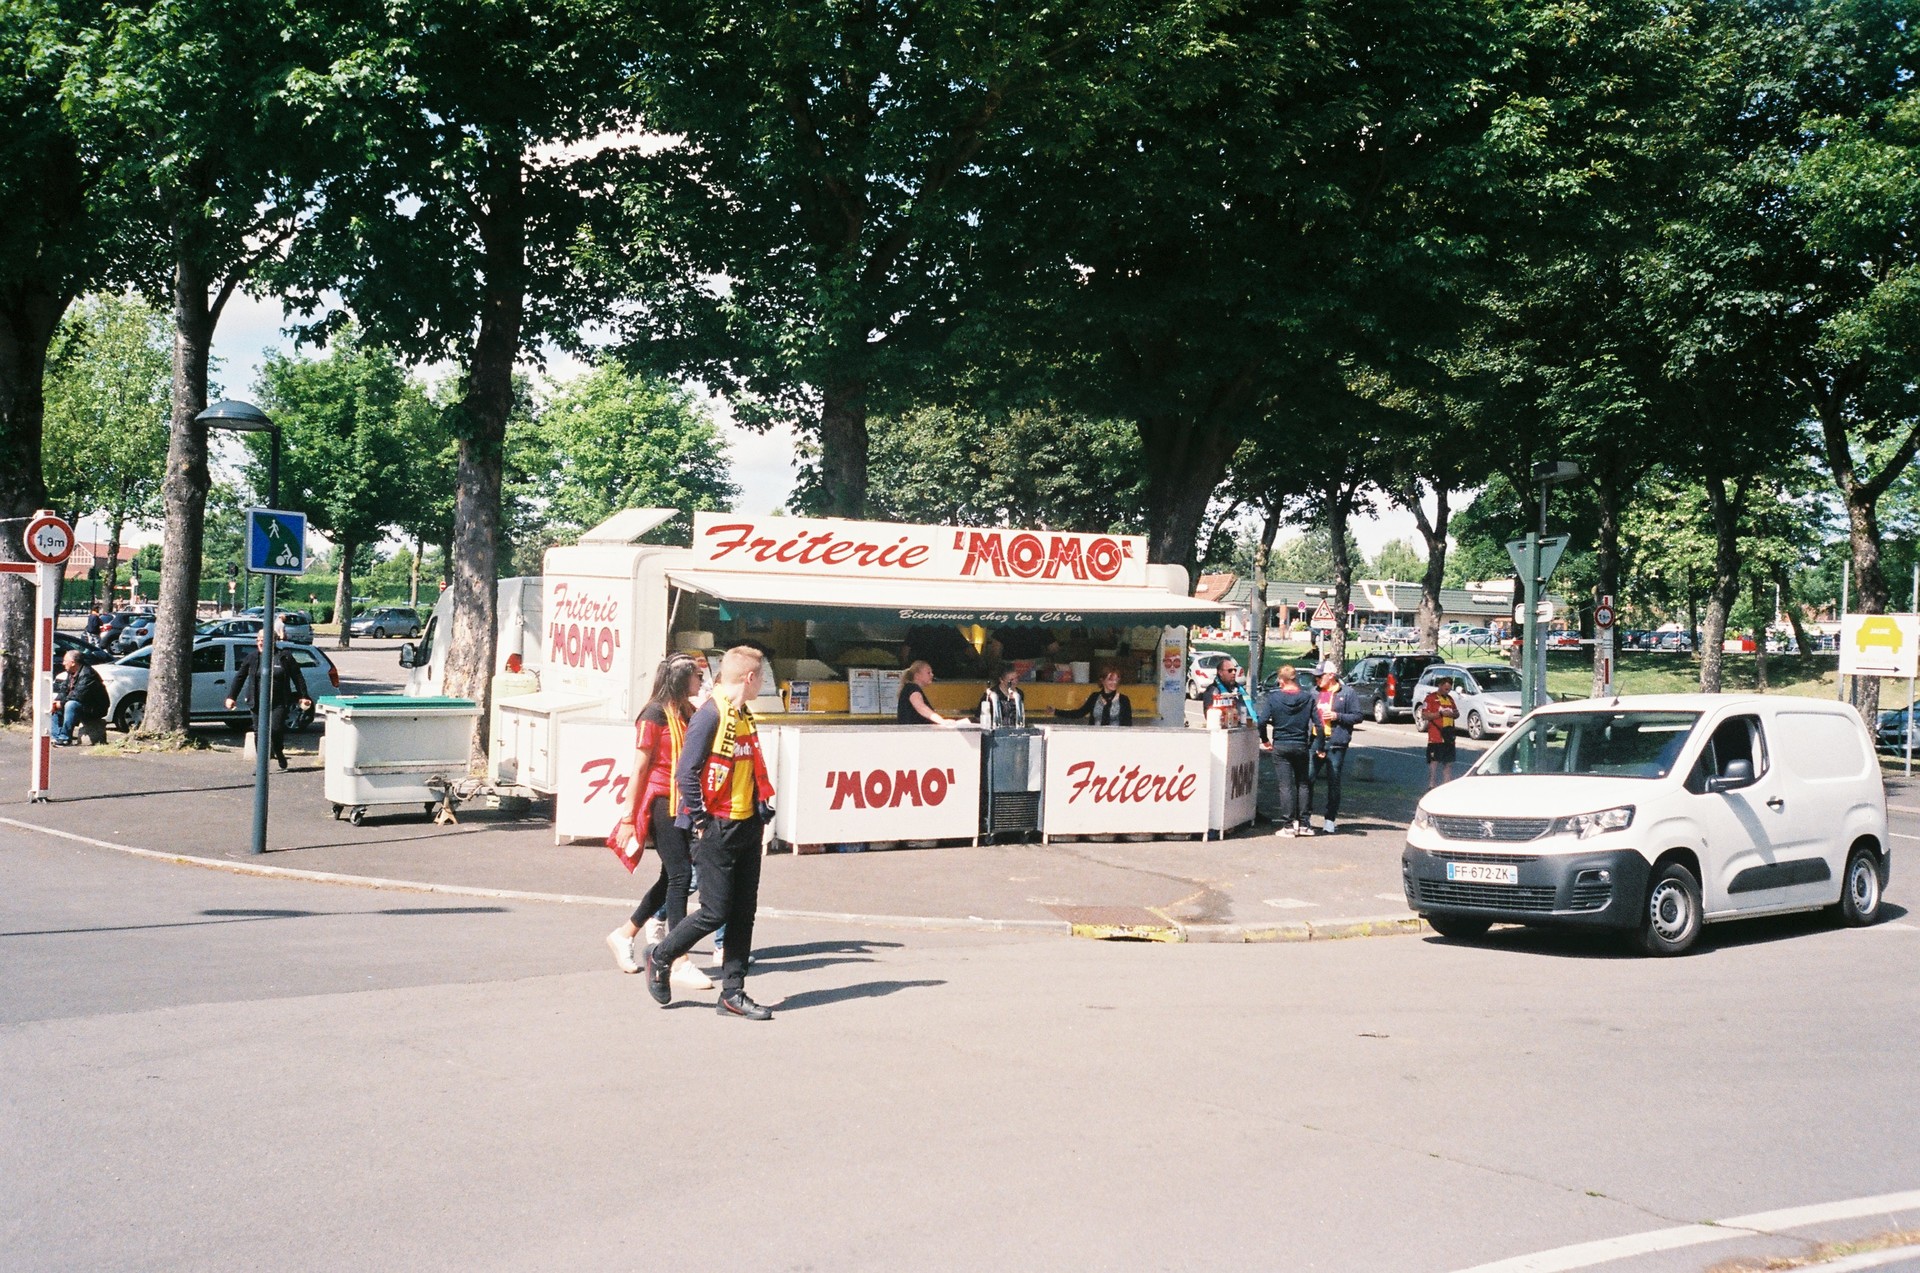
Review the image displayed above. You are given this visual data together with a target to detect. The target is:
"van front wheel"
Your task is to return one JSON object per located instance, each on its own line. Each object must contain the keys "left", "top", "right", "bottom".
{"left": 1838, "top": 846, "right": 1884, "bottom": 927}
{"left": 1637, "top": 861, "right": 1702, "bottom": 956}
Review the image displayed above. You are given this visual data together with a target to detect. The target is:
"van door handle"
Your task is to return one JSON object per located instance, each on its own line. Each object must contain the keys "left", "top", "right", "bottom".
{"left": 1766, "top": 797, "right": 1785, "bottom": 811}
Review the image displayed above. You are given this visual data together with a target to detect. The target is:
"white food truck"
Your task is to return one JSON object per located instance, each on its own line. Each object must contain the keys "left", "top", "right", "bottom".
{"left": 402, "top": 508, "right": 1250, "bottom": 848}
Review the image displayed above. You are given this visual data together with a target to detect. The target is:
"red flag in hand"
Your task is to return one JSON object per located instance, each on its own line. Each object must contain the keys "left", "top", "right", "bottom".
{"left": 606, "top": 824, "right": 644, "bottom": 874}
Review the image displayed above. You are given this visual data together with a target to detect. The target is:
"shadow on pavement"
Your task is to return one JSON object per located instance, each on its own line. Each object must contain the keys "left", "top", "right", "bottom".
{"left": 753, "top": 940, "right": 906, "bottom": 960}
{"left": 1421, "top": 901, "right": 1908, "bottom": 960}
{"left": 773, "top": 979, "right": 947, "bottom": 1012}
{"left": 0, "top": 903, "right": 511, "bottom": 940}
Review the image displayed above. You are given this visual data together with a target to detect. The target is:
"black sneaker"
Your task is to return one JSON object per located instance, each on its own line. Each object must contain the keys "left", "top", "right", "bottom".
{"left": 716, "top": 991, "right": 772, "bottom": 1021}
{"left": 643, "top": 942, "right": 672, "bottom": 1005}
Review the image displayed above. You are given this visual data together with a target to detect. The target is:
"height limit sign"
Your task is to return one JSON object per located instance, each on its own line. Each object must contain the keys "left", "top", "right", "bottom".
{"left": 246, "top": 508, "right": 307, "bottom": 575}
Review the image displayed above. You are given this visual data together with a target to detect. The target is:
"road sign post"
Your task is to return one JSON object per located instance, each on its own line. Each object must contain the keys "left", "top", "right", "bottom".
{"left": 15, "top": 511, "right": 75, "bottom": 801}
{"left": 244, "top": 508, "right": 307, "bottom": 856}
{"left": 1593, "top": 594, "right": 1616, "bottom": 698}
{"left": 1507, "top": 533, "right": 1570, "bottom": 712}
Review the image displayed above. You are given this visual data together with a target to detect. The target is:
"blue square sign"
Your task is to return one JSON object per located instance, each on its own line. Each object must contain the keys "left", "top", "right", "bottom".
{"left": 246, "top": 508, "right": 307, "bottom": 575}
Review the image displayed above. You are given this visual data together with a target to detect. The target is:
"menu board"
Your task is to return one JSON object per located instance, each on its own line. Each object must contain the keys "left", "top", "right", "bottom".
{"left": 848, "top": 668, "right": 880, "bottom": 715}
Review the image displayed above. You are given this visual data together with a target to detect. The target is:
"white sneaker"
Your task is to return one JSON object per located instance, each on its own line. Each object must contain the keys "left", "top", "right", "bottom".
{"left": 671, "top": 956, "right": 713, "bottom": 989}
{"left": 1294, "top": 823, "right": 1315, "bottom": 837}
{"left": 1276, "top": 825, "right": 1296, "bottom": 838}
{"left": 1323, "top": 818, "right": 1338, "bottom": 833}
{"left": 643, "top": 916, "right": 667, "bottom": 946}
{"left": 606, "top": 928, "right": 639, "bottom": 974}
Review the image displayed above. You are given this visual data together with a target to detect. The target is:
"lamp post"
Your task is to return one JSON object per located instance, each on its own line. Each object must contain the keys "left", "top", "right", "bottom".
{"left": 197, "top": 399, "right": 282, "bottom": 856}
{"left": 1523, "top": 460, "right": 1581, "bottom": 711}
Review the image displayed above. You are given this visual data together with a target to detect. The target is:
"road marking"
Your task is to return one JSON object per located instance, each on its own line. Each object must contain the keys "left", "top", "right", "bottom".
{"left": 1888, "top": 804, "right": 1920, "bottom": 815}
{"left": 1891, "top": 833, "right": 1920, "bottom": 842}
{"left": 1451, "top": 1188, "right": 1920, "bottom": 1273}
{"left": 1376, "top": 892, "right": 1408, "bottom": 902}
{"left": 1263, "top": 897, "right": 1315, "bottom": 909}
{"left": 1812, "top": 1245, "right": 1920, "bottom": 1271}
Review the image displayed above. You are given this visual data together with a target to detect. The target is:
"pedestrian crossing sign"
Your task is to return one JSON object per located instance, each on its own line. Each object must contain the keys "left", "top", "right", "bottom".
{"left": 246, "top": 508, "right": 307, "bottom": 576}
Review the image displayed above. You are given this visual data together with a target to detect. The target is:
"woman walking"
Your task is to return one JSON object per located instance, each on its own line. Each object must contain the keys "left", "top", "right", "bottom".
{"left": 607, "top": 655, "right": 712, "bottom": 990}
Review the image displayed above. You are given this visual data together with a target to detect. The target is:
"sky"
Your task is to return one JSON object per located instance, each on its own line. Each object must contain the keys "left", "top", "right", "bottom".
{"left": 85, "top": 289, "right": 1425, "bottom": 564}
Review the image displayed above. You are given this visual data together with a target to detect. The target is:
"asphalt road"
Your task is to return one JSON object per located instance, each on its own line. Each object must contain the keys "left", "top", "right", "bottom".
{"left": 6, "top": 816, "right": 1920, "bottom": 1272}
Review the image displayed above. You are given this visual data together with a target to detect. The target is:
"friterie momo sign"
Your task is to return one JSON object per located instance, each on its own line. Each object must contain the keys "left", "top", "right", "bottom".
{"left": 692, "top": 512, "right": 1147, "bottom": 588}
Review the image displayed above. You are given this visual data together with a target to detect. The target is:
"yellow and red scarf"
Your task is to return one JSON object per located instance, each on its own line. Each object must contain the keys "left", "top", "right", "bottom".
{"left": 701, "top": 688, "right": 775, "bottom": 821}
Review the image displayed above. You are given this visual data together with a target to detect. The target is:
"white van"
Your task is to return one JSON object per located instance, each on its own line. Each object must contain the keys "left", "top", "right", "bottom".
{"left": 1403, "top": 694, "right": 1889, "bottom": 955}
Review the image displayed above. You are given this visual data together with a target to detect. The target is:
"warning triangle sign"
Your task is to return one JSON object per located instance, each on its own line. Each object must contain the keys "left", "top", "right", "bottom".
{"left": 1312, "top": 599, "right": 1336, "bottom": 621}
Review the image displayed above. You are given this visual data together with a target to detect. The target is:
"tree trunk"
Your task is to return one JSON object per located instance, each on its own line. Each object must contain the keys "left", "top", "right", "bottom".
{"left": 1843, "top": 488, "right": 1889, "bottom": 722}
{"left": 1139, "top": 416, "right": 1238, "bottom": 574}
{"left": 442, "top": 169, "right": 527, "bottom": 767}
{"left": 1327, "top": 487, "right": 1354, "bottom": 671}
{"left": 143, "top": 255, "right": 216, "bottom": 735}
{"left": 1698, "top": 475, "right": 1745, "bottom": 695}
{"left": 1402, "top": 482, "right": 1450, "bottom": 655}
{"left": 103, "top": 505, "right": 126, "bottom": 611}
{"left": 1592, "top": 467, "right": 1622, "bottom": 697}
{"left": 1247, "top": 503, "right": 1282, "bottom": 686}
{"left": 409, "top": 536, "right": 421, "bottom": 609}
{"left": 1751, "top": 576, "right": 1769, "bottom": 692}
{"left": 1772, "top": 563, "right": 1813, "bottom": 656}
{"left": 0, "top": 283, "right": 66, "bottom": 721}
{"left": 816, "top": 379, "right": 870, "bottom": 518}
{"left": 333, "top": 536, "right": 353, "bottom": 649}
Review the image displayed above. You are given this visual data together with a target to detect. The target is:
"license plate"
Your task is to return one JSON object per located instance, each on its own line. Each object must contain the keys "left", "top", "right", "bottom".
{"left": 1446, "top": 861, "right": 1517, "bottom": 885}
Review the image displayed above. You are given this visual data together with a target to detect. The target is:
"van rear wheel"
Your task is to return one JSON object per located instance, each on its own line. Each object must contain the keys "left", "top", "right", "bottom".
{"left": 1637, "top": 861, "right": 1702, "bottom": 956}
{"left": 1372, "top": 697, "right": 1388, "bottom": 724}
{"left": 1838, "top": 846, "right": 1884, "bottom": 927}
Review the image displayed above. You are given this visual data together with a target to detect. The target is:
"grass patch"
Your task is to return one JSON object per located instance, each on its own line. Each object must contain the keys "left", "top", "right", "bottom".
{"left": 95, "top": 730, "right": 208, "bottom": 755}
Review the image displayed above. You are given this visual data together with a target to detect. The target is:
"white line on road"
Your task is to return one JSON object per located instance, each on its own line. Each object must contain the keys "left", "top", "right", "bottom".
{"left": 1451, "top": 1188, "right": 1920, "bottom": 1273}
{"left": 1809, "top": 1245, "right": 1920, "bottom": 1271}
{"left": 1891, "top": 833, "right": 1920, "bottom": 842}
{"left": 1263, "top": 897, "right": 1315, "bottom": 909}
{"left": 1888, "top": 804, "right": 1920, "bottom": 815}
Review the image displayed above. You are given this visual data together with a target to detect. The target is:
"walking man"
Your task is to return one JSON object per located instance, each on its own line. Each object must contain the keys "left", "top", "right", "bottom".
{"left": 1312, "top": 663, "right": 1365, "bottom": 833}
{"left": 1260, "top": 665, "right": 1325, "bottom": 836}
{"left": 646, "top": 646, "right": 777, "bottom": 1021}
{"left": 226, "top": 628, "right": 313, "bottom": 771}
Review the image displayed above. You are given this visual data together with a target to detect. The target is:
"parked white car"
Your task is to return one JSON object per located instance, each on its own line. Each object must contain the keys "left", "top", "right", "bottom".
{"left": 1186, "top": 650, "right": 1233, "bottom": 699}
{"left": 1403, "top": 694, "right": 1889, "bottom": 955}
{"left": 1410, "top": 662, "right": 1524, "bottom": 739}
{"left": 98, "top": 637, "right": 340, "bottom": 733}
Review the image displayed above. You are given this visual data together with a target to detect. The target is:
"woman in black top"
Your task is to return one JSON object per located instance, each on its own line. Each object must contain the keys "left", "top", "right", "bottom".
{"left": 897, "top": 660, "right": 957, "bottom": 725}
{"left": 1054, "top": 667, "right": 1132, "bottom": 726}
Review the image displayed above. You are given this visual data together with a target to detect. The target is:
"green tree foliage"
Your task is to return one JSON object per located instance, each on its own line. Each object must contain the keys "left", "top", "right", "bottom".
{"left": 512, "top": 362, "right": 737, "bottom": 560}
{"left": 251, "top": 331, "right": 428, "bottom": 646}
{"left": 606, "top": 0, "right": 1202, "bottom": 520}
{"left": 858, "top": 406, "right": 1143, "bottom": 534}
{"left": 1369, "top": 540, "right": 1424, "bottom": 583}
{"left": 41, "top": 294, "right": 171, "bottom": 605}
{"left": 0, "top": 0, "right": 124, "bottom": 718}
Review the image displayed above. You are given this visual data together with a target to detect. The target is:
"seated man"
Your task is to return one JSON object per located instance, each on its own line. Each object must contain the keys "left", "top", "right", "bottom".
{"left": 51, "top": 650, "right": 108, "bottom": 745}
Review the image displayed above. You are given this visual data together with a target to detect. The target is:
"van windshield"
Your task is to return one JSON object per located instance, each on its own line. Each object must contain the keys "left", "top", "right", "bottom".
{"left": 1476, "top": 711, "right": 1701, "bottom": 779}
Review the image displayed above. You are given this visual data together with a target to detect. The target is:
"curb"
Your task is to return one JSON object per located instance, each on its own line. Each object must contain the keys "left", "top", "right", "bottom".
{"left": 0, "top": 814, "right": 1417, "bottom": 944}
{"left": 0, "top": 815, "right": 1076, "bottom": 935}
{"left": 1178, "top": 913, "right": 1429, "bottom": 943}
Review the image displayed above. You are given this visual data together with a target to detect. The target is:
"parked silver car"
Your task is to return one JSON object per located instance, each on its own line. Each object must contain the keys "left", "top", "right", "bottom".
{"left": 97, "top": 637, "right": 339, "bottom": 733}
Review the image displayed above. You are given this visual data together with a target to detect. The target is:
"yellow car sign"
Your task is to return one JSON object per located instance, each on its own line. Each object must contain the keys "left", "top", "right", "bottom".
{"left": 1841, "top": 613, "right": 1920, "bottom": 678}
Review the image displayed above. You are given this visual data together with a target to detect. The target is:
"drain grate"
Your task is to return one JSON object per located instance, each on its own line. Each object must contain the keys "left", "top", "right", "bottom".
{"left": 1048, "top": 904, "right": 1183, "bottom": 942}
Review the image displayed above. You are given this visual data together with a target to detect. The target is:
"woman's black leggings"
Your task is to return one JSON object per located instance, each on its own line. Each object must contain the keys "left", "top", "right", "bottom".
{"left": 630, "top": 796, "right": 694, "bottom": 929}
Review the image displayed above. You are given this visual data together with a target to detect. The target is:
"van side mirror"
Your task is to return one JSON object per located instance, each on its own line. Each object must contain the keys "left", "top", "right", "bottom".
{"left": 1704, "top": 758, "right": 1754, "bottom": 793}
{"left": 398, "top": 642, "right": 418, "bottom": 668}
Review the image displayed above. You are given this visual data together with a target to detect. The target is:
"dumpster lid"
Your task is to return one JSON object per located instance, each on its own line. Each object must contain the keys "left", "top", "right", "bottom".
{"left": 316, "top": 695, "right": 479, "bottom": 715}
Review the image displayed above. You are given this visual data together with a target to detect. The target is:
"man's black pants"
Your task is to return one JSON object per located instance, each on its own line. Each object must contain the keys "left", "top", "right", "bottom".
{"left": 1275, "top": 747, "right": 1313, "bottom": 827}
{"left": 1313, "top": 746, "right": 1349, "bottom": 821}
{"left": 654, "top": 816, "right": 763, "bottom": 993}
{"left": 246, "top": 705, "right": 290, "bottom": 761}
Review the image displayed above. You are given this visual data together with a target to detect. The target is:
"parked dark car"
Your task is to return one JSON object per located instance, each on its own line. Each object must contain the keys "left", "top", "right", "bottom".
{"left": 1346, "top": 652, "right": 1443, "bottom": 722}
{"left": 348, "top": 606, "right": 423, "bottom": 639}
{"left": 53, "top": 631, "right": 117, "bottom": 665}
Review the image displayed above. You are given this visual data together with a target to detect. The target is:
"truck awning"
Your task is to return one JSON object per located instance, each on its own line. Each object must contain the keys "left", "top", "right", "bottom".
{"left": 665, "top": 569, "right": 1231, "bottom": 626}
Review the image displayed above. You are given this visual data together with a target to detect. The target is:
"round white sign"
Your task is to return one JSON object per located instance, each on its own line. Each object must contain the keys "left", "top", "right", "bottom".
{"left": 23, "top": 513, "right": 74, "bottom": 566}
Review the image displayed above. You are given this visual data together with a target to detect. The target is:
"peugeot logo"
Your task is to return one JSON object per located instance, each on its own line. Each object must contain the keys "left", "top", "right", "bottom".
{"left": 1479, "top": 820, "right": 1496, "bottom": 839}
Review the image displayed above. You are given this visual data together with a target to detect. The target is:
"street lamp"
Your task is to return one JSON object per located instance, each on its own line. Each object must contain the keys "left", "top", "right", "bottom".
{"left": 197, "top": 399, "right": 283, "bottom": 857}
{"left": 1521, "top": 459, "right": 1581, "bottom": 711}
